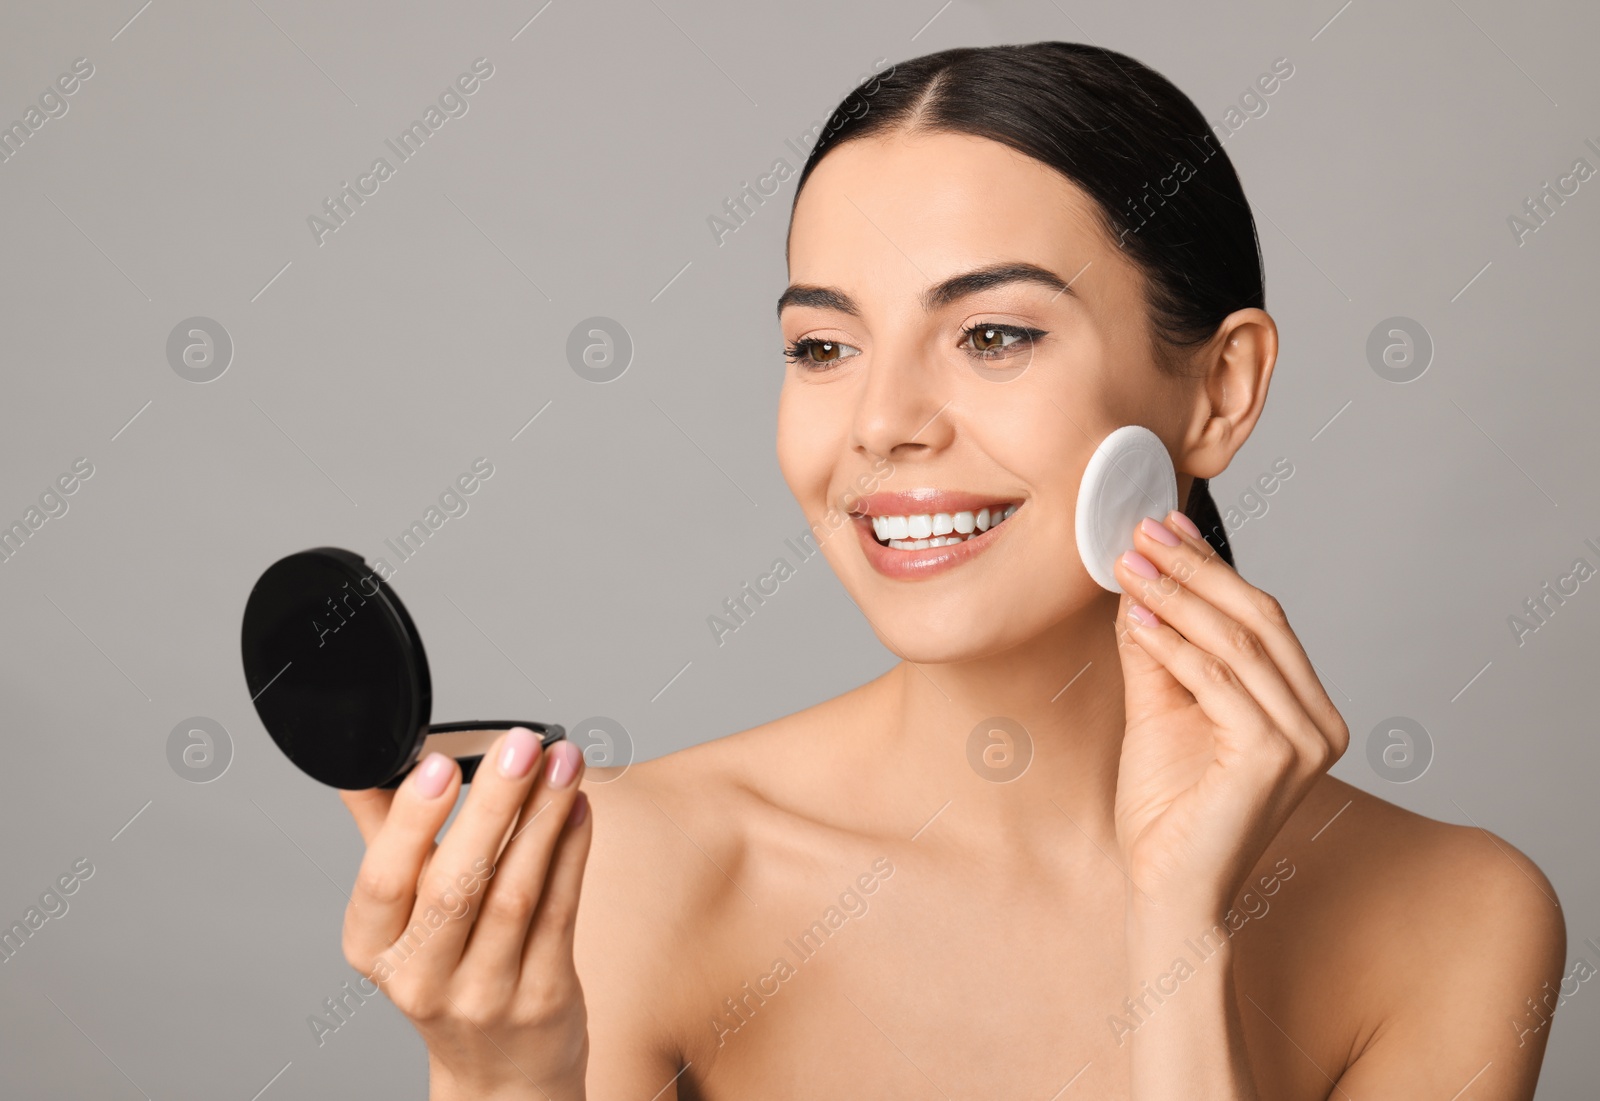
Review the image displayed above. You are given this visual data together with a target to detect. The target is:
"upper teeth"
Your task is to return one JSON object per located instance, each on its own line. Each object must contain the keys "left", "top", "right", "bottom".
{"left": 871, "top": 504, "right": 1017, "bottom": 548}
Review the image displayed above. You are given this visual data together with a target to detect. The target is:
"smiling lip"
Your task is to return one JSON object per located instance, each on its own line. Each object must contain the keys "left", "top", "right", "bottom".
{"left": 852, "top": 490, "right": 1021, "bottom": 517}
{"left": 849, "top": 489, "right": 1024, "bottom": 580}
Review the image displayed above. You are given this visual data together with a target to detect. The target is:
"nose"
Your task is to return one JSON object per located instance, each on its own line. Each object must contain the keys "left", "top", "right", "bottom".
{"left": 849, "top": 337, "right": 956, "bottom": 461}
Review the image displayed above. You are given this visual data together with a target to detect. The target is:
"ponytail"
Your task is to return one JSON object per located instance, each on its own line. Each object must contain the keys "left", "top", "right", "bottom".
{"left": 1183, "top": 477, "right": 1234, "bottom": 567}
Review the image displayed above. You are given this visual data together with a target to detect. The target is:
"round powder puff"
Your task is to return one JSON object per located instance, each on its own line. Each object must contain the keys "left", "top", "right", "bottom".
{"left": 1074, "top": 425, "right": 1179, "bottom": 593}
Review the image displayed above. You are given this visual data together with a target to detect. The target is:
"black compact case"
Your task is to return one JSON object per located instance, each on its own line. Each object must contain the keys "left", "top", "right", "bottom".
{"left": 241, "top": 546, "right": 564, "bottom": 790}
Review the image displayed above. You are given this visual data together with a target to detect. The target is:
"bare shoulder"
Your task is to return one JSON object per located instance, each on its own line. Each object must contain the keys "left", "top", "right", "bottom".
{"left": 576, "top": 705, "right": 827, "bottom": 898}
{"left": 1273, "top": 775, "right": 1566, "bottom": 1097}
{"left": 1287, "top": 775, "right": 1564, "bottom": 962}
{"left": 571, "top": 723, "right": 776, "bottom": 967}
{"left": 565, "top": 706, "right": 838, "bottom": 1081}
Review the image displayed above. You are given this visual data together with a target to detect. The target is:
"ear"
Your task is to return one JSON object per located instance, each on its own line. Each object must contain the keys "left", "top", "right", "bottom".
{"left": 1177, "top": 307, "right": 1278, "bottom": 479}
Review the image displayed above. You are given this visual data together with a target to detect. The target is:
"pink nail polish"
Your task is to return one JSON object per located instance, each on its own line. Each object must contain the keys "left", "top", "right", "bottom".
{"left": 415, "top": 753, "right": 452, "bottom": 798}
{"left": 1170, "top": 511, "right": 1201, "bottom": 540}
{"left": 1140, "top": 516, "right": 1180, "bottom": 546}
{"left": 547, "top": 741, "right": 580, "bottom": 789}
{"left": 1129, "top": 602, "right": 1160, "bottom": 627}
{"left": 1120, "top": 549, "right": 1160, "bottom": 580}
{"left": 498, "top": 727, "right": 539, "bottom": 779}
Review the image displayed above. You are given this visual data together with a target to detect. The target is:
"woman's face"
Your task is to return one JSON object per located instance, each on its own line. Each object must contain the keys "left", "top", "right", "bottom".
{"left": 777, "top": 129, "right": 1204, "bottom": 663}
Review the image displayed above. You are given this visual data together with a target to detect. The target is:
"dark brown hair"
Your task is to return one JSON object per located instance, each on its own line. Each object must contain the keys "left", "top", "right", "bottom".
{"left": 787, "top": 41, "right": 1254, "bottom": 565}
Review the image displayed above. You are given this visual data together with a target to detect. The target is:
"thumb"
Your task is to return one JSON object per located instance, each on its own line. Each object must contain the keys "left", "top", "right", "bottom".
{"left": 337, "top": 787, "right": 395, "bottom": 846}
{"left": 1115, "top": 588, "right": 1188, "bottom": 729}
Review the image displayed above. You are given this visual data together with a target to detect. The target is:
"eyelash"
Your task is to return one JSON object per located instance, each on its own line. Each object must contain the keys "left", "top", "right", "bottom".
{"left": 782, "top": 322, "right": 1048, "bottom": 371}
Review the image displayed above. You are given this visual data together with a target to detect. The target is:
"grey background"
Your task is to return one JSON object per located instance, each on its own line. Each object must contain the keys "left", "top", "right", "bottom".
{"left": 1, "top": 0, "right": 1595, "bottom": 1096}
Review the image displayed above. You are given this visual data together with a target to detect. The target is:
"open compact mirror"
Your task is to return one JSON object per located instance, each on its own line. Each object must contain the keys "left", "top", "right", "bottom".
{"left": 240, "top": 546, "right": 564, "bottom": 790}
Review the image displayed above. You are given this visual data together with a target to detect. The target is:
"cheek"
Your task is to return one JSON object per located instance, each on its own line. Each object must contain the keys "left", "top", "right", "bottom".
{"left": 966, "top": 391, "right": 1118, "bottom": 595}
{"left": 970, "top": 388, "right": 1088, "bottom": 504}
{"left": 775, "top": 384, "right": 837, "bottom": 507}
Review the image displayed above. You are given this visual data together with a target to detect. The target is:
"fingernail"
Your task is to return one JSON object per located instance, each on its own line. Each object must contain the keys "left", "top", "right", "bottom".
{"left": 1169, "top": 510, "right": 1201, "bottom": 540}
{"left": 1129, "top": 602, "right": 1160, "bottom": 627}
{"left": 415, "top": 753, "right": 452, "bottom": 798}
{"left": 1140, "top": 516, "right": 1180, "bottom": 546}
{"left": 498, "top": 726, "right": 539, "bottom": 779}
{"left": 567, "top": 791, "right": 589, "bottom": 827}
{"left": 1120, "top": 548, "right": 1160, "bottom": 580}
{"left": 547, "top": 741, "right": 581, "bottom": 789}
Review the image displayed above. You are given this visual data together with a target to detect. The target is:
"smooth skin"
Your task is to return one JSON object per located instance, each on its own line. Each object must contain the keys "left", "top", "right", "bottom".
{"left": 339, "top": 129, "right": 1566, "bottom": 1099}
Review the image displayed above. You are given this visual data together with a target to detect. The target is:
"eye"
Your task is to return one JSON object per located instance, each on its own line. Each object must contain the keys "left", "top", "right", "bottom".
{"left": 784, "top": 338, "right": 861, "bottom": 371}
{"left": 961, "top": 322, "right": 1046, "bottom": 361}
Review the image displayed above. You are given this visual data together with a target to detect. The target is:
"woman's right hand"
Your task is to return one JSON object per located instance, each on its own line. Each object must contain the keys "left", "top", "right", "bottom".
{"left": 337, "top": 727, "right": 593, "bottom": 1101}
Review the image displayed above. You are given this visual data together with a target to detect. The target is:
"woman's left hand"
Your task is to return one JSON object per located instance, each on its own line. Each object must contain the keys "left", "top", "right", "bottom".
{"left": 1110, "top": 510, "right": 1349, "bottom": 921}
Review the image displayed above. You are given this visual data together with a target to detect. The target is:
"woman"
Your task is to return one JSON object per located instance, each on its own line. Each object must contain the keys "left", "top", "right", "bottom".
{"left": 337, "top": 42, "right": 1565, "bottom": 1099}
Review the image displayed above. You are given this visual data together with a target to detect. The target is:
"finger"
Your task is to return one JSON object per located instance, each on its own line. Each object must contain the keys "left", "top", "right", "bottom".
{"left": 1113, "top": 588, "right": 1192, "bottom": 728}
{"left": 523, "top": 787, "right": 594, "bottom": 982}
{"left": 339, "top": 787, "right": 396, "bottom": 846}
{"left": 456, "top": 740, "right": 587, "bottom": 981}
{"left": 342, "top": 753, "right": 461, "bottom": 973}
{"left": 1118, "top": 604, "right": 1284, "bottom": 770}
{"left": 392, "top": 728, "right": 549, "bottom": 986}
{"left": 1138, "top": 512, "right": 1347, "bottom": 755}
{"left": 1114, "top": 539, "right": 1329, "bottom": 772}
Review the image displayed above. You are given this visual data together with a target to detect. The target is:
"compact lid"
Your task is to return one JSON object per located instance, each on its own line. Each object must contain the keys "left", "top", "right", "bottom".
{"left": 1075, "top": 425, "right": 1179, "bottom": 593}
{"left": 240, "top": 547, "right": 431, "bottom": 789}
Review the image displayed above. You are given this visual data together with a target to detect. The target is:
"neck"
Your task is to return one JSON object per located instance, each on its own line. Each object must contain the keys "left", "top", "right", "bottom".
{"left": 857, "top": 588, "right": 1130, "bottom": 859}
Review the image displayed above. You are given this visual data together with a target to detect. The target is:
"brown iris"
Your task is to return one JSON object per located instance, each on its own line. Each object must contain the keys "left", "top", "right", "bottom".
{"left": 969, "top": 326, "right": 1007, "bottom": 352}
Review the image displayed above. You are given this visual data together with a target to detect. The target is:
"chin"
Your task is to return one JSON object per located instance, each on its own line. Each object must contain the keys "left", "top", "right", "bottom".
{"left": 878, "top": 634, "right": 1014, "bottom": 666}
{"left": 848, "top": 590, "right": 1042, "bottom": 664}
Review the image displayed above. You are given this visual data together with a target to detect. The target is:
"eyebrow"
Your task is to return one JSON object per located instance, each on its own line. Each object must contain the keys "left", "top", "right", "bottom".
{"left": 775, "top": 260, "right": 1076, "bottom": 319}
